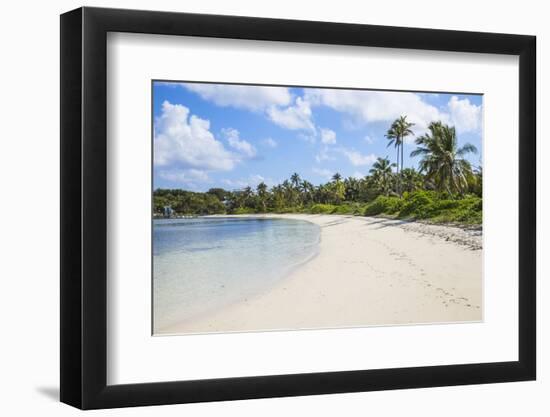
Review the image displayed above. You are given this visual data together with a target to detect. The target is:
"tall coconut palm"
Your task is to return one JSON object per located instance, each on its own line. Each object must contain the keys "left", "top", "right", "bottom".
{"left": 282, "top": 179, "right": 299, "bottom": 207}
{"left": 344, "top": 177, "right": 360, "bottom": 201}
{"left": 256, "top": 182, "right": 268, "bottom": 212}
{"left": 385, "top": 126, "right": 401, "bottom": 176}
{"left": 290, "top": 172, "right": 301, "bottom": 188}
{"left": 314, "top": 183, "right": 327, "bottom": 204}
{"left": 271, "top": 184, "right": 285, "bottom": 210}
{"left": 386, "top": 115, "right": 415, "bottom": 196}
{"left": 300, "top": 180, "right": 315, "bottom": 205}
{"left": 369, "top": 156, "right": 396, "bottom": 196}
{"left": 241, "top": 186, "right": 253, "bottom": 208}
{"left": 410, "top": 121, "right": 477, "bottom": 195}
{"left": 330, "top": 173, "right": 345, "bottom": 203}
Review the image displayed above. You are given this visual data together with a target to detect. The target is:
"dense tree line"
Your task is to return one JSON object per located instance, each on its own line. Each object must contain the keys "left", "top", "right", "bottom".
{"left": 154, "top": 119, "right": 482, "bottom": 223}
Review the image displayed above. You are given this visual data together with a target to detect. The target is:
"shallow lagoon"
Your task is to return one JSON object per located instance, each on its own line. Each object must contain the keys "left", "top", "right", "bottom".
{"left": 153, "top": 217, "right": 320, "bottom": 332}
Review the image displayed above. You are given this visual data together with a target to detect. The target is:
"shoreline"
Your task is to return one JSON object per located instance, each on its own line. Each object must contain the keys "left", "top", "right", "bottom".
{"left": 202, "top": 213, "right": 483, "bottom": 250}
{"left": 156, "top": 212, "right": 482, "bottom": 231}
{"left": 158, "top": 214, "right": 483, "bottom": 335}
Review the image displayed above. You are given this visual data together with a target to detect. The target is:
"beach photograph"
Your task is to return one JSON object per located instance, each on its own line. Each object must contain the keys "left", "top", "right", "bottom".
{"left": 152, "top": 81, "right": 483, "bottom": 335}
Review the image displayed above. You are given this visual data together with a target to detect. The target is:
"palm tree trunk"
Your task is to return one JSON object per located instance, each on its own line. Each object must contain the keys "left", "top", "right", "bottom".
{"left": 400, "top": 142, "right": 404, "bottom": 196}
{"left": 401, "top": 142, "right": 403, "bottom": 171}
{"left": 396, "top": 146, "right": 400, "bottom": 196}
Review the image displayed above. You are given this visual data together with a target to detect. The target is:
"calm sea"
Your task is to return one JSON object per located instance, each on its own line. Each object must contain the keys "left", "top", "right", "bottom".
{"left": 153, "top": 217, "right": 320, "bottom": 332}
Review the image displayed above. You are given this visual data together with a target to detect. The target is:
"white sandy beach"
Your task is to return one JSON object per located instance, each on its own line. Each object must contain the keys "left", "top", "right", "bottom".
{"left": 160, "top": 214, "right": 482, "bottom": 334}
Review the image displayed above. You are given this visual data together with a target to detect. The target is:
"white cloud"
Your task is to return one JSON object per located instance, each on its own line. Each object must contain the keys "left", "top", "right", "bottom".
{"left": 222, "top": 174, "right": 274, "bottom": 189}
{"left": 180, "top": 83, "right": 319, "bottom": 133}
{"left": 154, "top": 101, "right": 237, "bottom": 171}
{"left": 352, "top": 171, "right": 366, "bottom": 179}
{"left": 447, "top": 96, "right": 482, "bottom": 133}
{"left": 158, "top": 168, "right": 209, "bottom": 185}
{"left": 221, "top": 128, "right": 257, "bottom": 158}
{"left": 315, "top": 146, "right": 334, "bottom": 163}
{"left": 298, "top": 133, "right": 316, "bottom": 143}
{"left": 248, "top": 174, "right": 268, "bottom": 185}
{"left": 339, "top": 148, "right": 378, "bottom": 166}
{"left": 304, "top": 89, "right": 446, "bottom": 137}
{"left": 304, "top": 89, "right": 482, "bottom": 139}
{"left": 364, "top": 135, "right": 375, "bottom": 144}
{"left": 312, "top": 167, "right": 333, "bottom": 179}
{"left": 267, "top": 97, "right": 315, "bottom": 131}
{"left": 262, "top": 138, "right": 278, "bottom": 148}
{"left": 320, "top": 128, "right": 337, "bottom": 145}
{"left": 182, "top": 83, "right": 292, "bottom": 111}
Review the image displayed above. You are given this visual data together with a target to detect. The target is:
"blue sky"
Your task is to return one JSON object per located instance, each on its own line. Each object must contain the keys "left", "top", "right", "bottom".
{"left": 153, "top": 81, "right": 482, "bottom": 191}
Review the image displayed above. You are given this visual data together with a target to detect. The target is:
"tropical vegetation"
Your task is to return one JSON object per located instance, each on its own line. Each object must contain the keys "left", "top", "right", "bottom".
{"left": 154, "top": 118, "right": 482, "bottom": 226}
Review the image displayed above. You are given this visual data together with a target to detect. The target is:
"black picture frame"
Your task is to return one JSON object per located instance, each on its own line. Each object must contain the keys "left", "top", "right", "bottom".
{"left": 60, "top": 6, "right": 536, "bottom": 410}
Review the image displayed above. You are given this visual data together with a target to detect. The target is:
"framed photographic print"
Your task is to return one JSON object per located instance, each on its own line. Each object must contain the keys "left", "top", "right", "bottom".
{"left": 60, "top": 7, "right": 536, "bottom": 409}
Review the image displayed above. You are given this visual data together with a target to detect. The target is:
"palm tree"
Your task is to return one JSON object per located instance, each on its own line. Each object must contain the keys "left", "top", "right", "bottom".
{"left": 385, "top": 126, "right": 400, "bottom": 177}
{"left": 329, "top": 174, "right": 345, "bottom": 203}
{"left": 467, "top": 164, "right": 482, "bottom": 197}
{"left": 410, "top": 121, "right": 477, "bottom": 195}
{"left": 290, "top": 172, "right": 301, "bottom": 188}
{"left": 400, "top": 168, "right": 423, "bottom": 193}
{"left": 369, "top": 157, "right": 396, "bottom": 196}
{"left": 360, "top": 175, "right": 380, "bottom": 202}
{"left": 300, "top": 180, "right": 315, "bottom": 205}
{"left": 386, "top": 115, "right": 415, "bottom": 196}
{"left": 271, "top": 184, "right": 285, "bottom": 210}
{"left": 282, "top": 179, "right": 297, "bottom": 207}
{"left": 239, "top": 186, "right": 254, "bottom": 209}
{"left": 344, "top": 177, "right": 360, "bottom": 201}
{"left": 256, "top": 182, "right": 268, "bottom": 212}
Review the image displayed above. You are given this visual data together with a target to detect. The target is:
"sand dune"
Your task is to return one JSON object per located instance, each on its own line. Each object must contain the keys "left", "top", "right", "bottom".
{"left": 160, "top": 214, "right": 482, "bottom": 335}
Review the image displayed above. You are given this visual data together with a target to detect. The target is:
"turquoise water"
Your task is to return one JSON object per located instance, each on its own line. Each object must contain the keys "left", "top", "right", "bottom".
{"left": 153, "top": 217, "right": 320, "bottom": 332}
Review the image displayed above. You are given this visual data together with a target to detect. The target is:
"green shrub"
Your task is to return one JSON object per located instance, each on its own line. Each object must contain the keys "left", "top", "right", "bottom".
{"left": 363, "top": 191, "right": 482, "bottom": 225}
{"left": 303, "top": 203, "right": 368, "bottom": 215}
{"left": 399, "top": 190, "right": 435, "bottom": 218}
{"left": 348, "top": 203, "right": 370, "bottom": 215}
{"left": 364, "top": 198, "right": 385, "bottom": 216}
{"left": 308, "top": 204, "right": 338, "bottom": 214}
{"left": 330, "top": 204, "right": 357, "bottom": 214}
{"left": 232, "top": 207, "right": 257, "bottom": 215}
{"left": 364, "top": 196, "right": 402, "bottom": 216}
{"left": 275, "top": 206, "right": 302, "bottom": 214}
